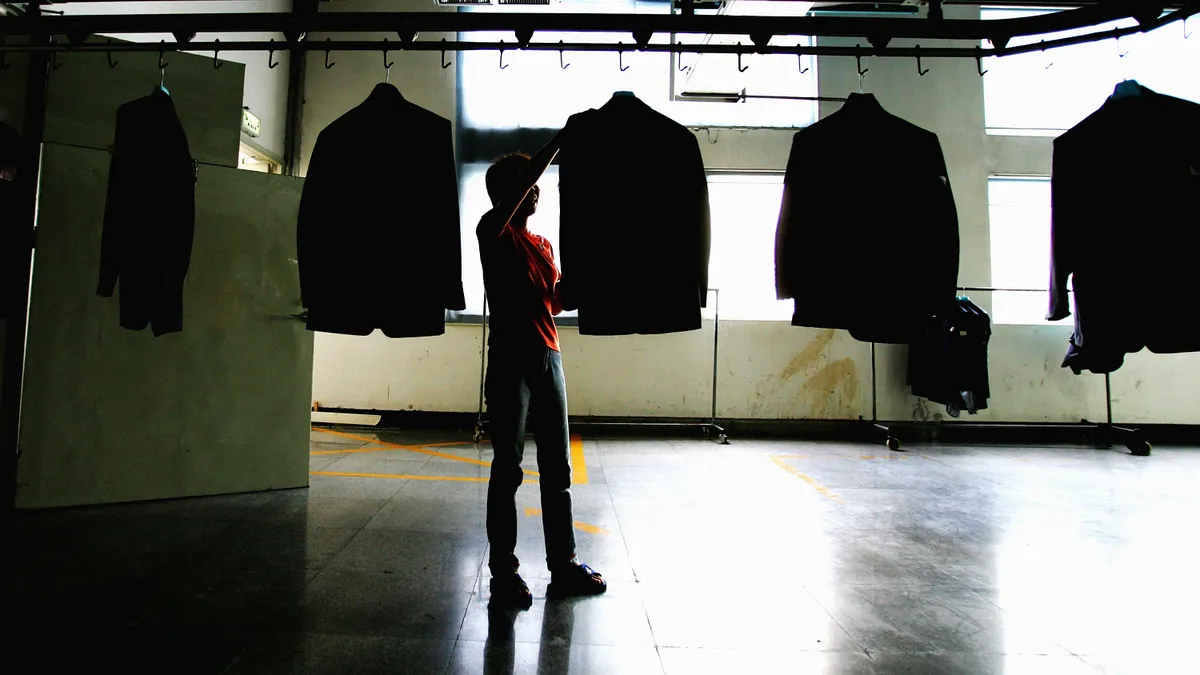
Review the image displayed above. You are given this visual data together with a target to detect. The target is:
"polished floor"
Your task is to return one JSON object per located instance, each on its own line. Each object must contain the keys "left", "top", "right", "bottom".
{"left": 10, "top": 429, "right": 1200, "bottom": 674}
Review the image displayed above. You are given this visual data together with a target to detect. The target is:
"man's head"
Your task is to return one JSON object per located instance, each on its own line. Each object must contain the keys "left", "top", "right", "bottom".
{"left": 486, "top": 153, "right": 539, "bottom": 218}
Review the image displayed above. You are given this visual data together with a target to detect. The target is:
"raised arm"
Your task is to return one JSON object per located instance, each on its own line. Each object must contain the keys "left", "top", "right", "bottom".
{"left": 477, "top": 129, "right": 566, "bottom": 239}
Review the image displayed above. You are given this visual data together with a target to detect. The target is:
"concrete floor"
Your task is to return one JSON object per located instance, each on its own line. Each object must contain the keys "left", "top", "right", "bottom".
{"left": 9, "top": 430, "right": 1199, "bottom": 674}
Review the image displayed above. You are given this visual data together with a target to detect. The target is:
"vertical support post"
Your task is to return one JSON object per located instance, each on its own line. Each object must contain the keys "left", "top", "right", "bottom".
{"left": 1, "top": 17, "right": 50, "bottom": 565}
{"left": 283, "top": 0, "right": 319, "bottom": 177}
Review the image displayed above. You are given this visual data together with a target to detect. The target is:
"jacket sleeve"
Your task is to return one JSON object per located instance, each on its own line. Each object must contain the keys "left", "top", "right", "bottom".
{"left": 929, "top": 134, "right": 960, "bottom": 309}
{"left": 774, "top": 131, "right": 809, "bottom": 301}
{"left": 97, "top": 106, "right": 131, "bottom": 297}
{"left": 555, "top": 112, "right": 588, "bottom": 312}
{"left": 1047, "top": 137, "right": 1074, "bottom": 321}
{"left": 437, "top": 118, "right": 466, "bottom": 311}
{"left": 680, "top": 129, "right": 710, "bottom": 308}
{"left": 296, "top": 132, "right": 329, "bottom": 309}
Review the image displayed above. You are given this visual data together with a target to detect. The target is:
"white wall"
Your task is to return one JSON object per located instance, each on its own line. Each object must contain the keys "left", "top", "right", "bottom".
{"left": 56, "top": 1, "right": 292, "bottom": 160}
{"left": 304, "top": 5, "right": 1198, "bottom": 426}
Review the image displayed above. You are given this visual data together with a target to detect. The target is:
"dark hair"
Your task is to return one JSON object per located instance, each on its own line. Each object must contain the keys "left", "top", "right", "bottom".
{"left": 485, "top": 153, "right": 530, "bottom": 206}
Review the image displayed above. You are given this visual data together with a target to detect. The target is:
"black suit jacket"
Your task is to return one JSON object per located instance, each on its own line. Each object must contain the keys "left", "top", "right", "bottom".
{"left": 1049, "top": 83, "right": 1200, "bottom": 374}
{"left": 775, "top": 93, "right": 960, "bottom": 345}
{"left": 558, "top": 94, "right": 710, "bottom": 336}
{"left": 97, "top": 89, "right": 196, "bottom": 336}
{"left": 908, "top": 297, "right": 991, "bottom": 414}
{"left": 298, "top": 83, "right": 465, "bottom": 337}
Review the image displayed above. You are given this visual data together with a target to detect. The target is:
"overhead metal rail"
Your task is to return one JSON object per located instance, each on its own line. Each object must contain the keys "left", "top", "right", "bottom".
{"left": 0, "top": 5, "right": 1195, "bottom": 60}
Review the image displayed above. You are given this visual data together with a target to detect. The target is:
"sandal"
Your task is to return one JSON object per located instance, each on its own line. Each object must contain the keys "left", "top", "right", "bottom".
{"left": 490, "top": 572, "right": 534, "bottom": 609}
{"left": 548, "top": 562, "right": 607, "bottom": 598}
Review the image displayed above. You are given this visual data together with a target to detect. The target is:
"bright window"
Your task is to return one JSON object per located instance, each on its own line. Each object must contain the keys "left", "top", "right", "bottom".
{"left": 987, "top": 176, "right": 1072, "bottom": 325}
{"left": 982, "top": 7, "right": 1200, "bottom": 134}
{"left": 458, "top": 2, "right": 818, "bottom": 130}
{"left": 458, "top": 165, "right": 790, "bottom": 323}
{"left": 706, "top": 173, "right": 791, "bottom": 322}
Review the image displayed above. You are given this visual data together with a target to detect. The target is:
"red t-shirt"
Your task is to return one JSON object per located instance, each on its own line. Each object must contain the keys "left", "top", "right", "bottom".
{"left": 478, "top": 213, "right": 560, "bottom": 352}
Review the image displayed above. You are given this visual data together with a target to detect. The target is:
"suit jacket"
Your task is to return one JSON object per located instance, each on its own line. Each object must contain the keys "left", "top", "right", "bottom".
{"left": 907, "top": 297, "right": 991, "bottom": 415}
{"left": 775, "top": 93, "right": 960, "bottom": 345}
{"left": 97, "top": 89, "right": 196, "bottom": 336}
{"left": 1049, "top": 82, "right": 1200, "bottom": 374}
{"left": 298, "top": 83, "right": 465, "bottom": 337}
{"left": 557, "top": 93, "right": 710, "bottom": 336}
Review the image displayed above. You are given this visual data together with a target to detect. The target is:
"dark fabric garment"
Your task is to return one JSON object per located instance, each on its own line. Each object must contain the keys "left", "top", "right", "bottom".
{"left": 485, "top": 345, "right": 575, "bottom": 575}
{"left": 558, "top": 93, "right": 711, "bottom": 336}
{"left": 297, "top": 83, "right": 465, "bottom": 337}
{"left": 478, "top": 214, "right": 561, "bottom": 352}
{"left": 775, "top": 93, "right": 960, "bottom": 345}
{"left": 1, "top": 122, "right": 27, "bottom": 321}
{"left": 1049, "top": 82, "right": 1200, "bottom": 374}
{"left": 97, "top": 89, "right": 196, "bottom": 337}
{"left": 907, "top": 297, "right": 991, "bottom": 416}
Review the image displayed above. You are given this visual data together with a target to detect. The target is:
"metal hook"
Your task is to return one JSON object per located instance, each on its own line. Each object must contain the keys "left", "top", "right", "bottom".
{"left": 324, "top": 38, "right": 335, "bottom": 69}
{"left": 1117, "top": 35, "right": 1130, "bottom": 59}
{"left": 51, "top": 51, "right": 62, "bottom": 71}
{"left": 618, "top": 44, "right": 629, "bottom": 72}
{"left": 103, "top": 39, "right": 118, "bottom": 69}
{"left": 797, "top": 53, "right": 809, "bottom": 75}
{"left": 915, "top": 44, "right": 929, "bottom": 76}
{"left": 1040, "top": 40, "right": 1053, "bottom": 70}
{"left": 268, "top": 39, "right": 279, "bottom": 69}
{"left": 212, "top": 39, "right": 222, "bottom": 69}
{"left": 498, "top": 40, "right": 508, "bottom": 70}
{"left": 440, "top": 37, "right": 452, "bottom": 69}
{"left": 976, "top": 54, "right": 988, "bottom": 77}
{"left": 383, "top": 38, "right": 395, "bottom": 82}
{"left": 559, "top": 40, "right": 569, "bottom": 70}
{"left": 736, "top": 42, "right": 749, "bottom": 73}
{"left": 1186, "top": 16, "right": 1193, "bottom": 39}
{"left": 855, "top": 47, "right": 868, "bottom": 93}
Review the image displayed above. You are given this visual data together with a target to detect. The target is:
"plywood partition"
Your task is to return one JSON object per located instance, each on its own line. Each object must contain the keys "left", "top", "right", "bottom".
{"left": 17, "top": 143, "right": 312, "bottom": 508}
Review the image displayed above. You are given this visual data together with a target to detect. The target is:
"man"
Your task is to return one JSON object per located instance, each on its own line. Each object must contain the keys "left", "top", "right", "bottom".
{"left": 477, "top": 134, "right": 606, "bottom": 608}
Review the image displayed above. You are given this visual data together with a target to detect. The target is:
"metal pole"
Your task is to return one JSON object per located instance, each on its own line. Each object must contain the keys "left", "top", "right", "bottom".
{"left": 709, "top": 288, "right": 719, "bottom": 426}
{"left": 474, "top": 295, "right": 488, "bottom": 443}
{"left": 1, "top": 20, "right": 50, "bottom": 574}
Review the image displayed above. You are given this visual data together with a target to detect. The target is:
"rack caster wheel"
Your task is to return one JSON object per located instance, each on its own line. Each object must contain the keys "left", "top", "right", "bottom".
{"left": 1127, "top": 440, "right": 1151, "bottom": 456}
{"left": 701, "top": 427, "right": 711, "bottom": 439}
{"left": 472, "top": 427, "right": 483, "bottom": 443}
{"left": 886, "top": 437, "right": 901, "bottom": 452}
{"left": 718, "top": 434, "right": 729, "bottom": 445}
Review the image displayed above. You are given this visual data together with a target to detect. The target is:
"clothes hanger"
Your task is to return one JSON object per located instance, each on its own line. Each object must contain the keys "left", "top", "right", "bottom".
{"left": 156, "top": 46, "right": 170, "bottom": 97}
{"left": 1110, "top": 36, "right": 1142, "bottom": 100}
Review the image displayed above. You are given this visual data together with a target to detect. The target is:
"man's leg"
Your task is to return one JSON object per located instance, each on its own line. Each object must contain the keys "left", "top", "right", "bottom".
{"left": 485, "top": 350, "right": 531, "bottom": 578}
{"left": 531, "top": 350, "right": 605, "bottom": 597}
{"left": 530, "top": 349, "right": 575, "bottom": 571}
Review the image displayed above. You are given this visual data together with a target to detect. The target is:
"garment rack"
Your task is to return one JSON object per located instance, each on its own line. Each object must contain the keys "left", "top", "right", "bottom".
{"left": 472, "top": 288, "right": 727, "bottom": 445}
{"left": 862, "top": 285, "right": 1150, "bottom": 456}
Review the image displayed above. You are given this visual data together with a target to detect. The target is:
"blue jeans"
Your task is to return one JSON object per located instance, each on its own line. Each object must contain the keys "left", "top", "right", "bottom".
{"left": 485, "top": 345, "right": 576, "bottom": 575}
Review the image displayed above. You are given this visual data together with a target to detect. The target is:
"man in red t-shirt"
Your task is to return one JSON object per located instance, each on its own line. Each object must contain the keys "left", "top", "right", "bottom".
{"left": 477, "top": 141, "right": 606, "bottom": 608}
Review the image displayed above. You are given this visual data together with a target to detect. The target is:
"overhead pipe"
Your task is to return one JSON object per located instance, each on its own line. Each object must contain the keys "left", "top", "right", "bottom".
{"left": 1, "top": 6, "right": 1193, "bottom": 61}
{"left": 0, "top": 5, "right": 1177, "bottom": 45}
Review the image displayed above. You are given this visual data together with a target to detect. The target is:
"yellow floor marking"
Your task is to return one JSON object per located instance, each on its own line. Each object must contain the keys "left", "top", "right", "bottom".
{"left": 570, "top": 434, "right": 589, "bottom": 486}
{"left": 524, "top": 507, "right": 609, "bottom": 535}
{"left": 311, "top": 427, "right": 539, "bottom": 477}
{"left": 413, "top": 440, "right": 478, "bottom": 449}
{"left": 310, "top": 445, "right": 404, "bottom": 457}
{"left": 769, "top": 456, "right": 844, "bottom": 503}
{"left": 312, "top": 470, "right": 536, "bottom": 483}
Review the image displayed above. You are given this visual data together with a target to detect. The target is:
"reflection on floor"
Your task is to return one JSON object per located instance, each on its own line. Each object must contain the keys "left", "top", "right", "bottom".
{"left": 10, "top": 429, "right": 1198, "bottom": 674}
